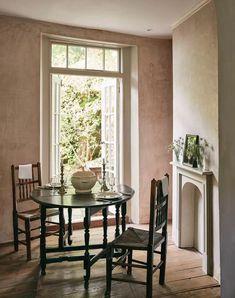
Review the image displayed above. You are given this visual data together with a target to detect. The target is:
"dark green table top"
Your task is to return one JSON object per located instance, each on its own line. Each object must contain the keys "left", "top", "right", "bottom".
{"left": 31, "top": 184, "right": 134, "bottom": 209}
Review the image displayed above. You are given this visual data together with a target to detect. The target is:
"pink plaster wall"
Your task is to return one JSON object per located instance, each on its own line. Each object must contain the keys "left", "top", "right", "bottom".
{"left": 173, "top": 1, "right": 219, "bottom": 280}
{"left": 138, "top": 44, "right": 173, "bottom": 223}
{"left": 0, "top": 16, "right": 172, "bottom": 242}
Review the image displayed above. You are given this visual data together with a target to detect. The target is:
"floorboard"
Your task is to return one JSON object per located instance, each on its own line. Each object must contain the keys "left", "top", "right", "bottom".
{"left": 0, "top": 224, "right": 220, "bottom": 297}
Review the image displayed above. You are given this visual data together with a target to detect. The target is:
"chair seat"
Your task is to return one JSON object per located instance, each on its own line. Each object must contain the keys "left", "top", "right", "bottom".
{"left": 18, "top": 208, "right": 59, "bottom": 220}
{"left": 112, "top": 227, "right": 165, "bottom": 250}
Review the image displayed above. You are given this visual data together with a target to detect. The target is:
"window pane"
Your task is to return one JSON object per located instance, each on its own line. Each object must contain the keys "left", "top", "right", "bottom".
{"left": 105, "top": 49, "right": 119, "bottom": 71}
{"left": 51, "top": 44, "right": 67, "bottom": 68}
{"left": 105, "top": 88, "right": 110, "bottom": 113}
{"left": 110, "top": 115, "right": 115, "bottom": 141}
{"left": 110, "top": 86, "right": 115, "bottom": 113}
{"left": 87, "top": 47, "right": 103, "bottom": 70}
{"left": 68, "top": 46, "right": 85, "bottom": 69}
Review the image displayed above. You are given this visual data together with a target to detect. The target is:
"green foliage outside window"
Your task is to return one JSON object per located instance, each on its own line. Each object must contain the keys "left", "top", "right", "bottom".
{"left": 60, "top": 77, "right": 102, "bottom": 171}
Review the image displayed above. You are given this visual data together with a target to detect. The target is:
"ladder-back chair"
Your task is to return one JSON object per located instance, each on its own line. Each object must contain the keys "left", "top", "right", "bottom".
{"left": 105, "top": 174, "right": 169, "bottom": 298}
{"left": 11, "top": 162, "right": 61, "bottom": 260}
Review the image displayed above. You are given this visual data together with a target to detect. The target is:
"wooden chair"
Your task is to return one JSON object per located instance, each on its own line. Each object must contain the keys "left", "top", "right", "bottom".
{"left": 11, "top": 162, "right": 62, "bottom": 261}
{"left": 105, "top": 174, "right": 169, "bottom": 298}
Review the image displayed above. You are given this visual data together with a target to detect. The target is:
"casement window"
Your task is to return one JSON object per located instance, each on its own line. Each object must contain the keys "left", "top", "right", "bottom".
{"left": 49, "top": 40, "right": 122, "bottom": 183}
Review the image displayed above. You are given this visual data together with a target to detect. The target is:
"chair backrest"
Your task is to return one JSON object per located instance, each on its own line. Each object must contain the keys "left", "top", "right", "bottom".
{"left": 11, "top": 162, "right": 42, "bottom": 211}
{"left": 148, "top": 174, "right": 169, "bottom": 246}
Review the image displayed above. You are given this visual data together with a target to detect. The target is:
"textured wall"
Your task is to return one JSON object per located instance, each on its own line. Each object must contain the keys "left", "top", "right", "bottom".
{"left": 173, "top": 1, "right": 220, "bottom": 280}
{"left": 0, "top": 16, "right": 172, "bottom": 243}
{"left": 138, "top": 44, "right": 173, "bottom": 222}
{"left": 215, "top": 0, "right": 235, "bottom": 296}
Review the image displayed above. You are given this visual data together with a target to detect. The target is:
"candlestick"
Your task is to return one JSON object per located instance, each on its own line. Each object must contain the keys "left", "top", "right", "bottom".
{"left": 101, "top": 159, "right": 109, "bottom": 192}
{"left": 58, "top": 161, "right": 67, "bottom": 195}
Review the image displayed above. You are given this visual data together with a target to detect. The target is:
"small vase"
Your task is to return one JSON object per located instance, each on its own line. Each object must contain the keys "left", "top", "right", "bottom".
{"left": 203, "top": 155, "right": 209, "bottom": 171}
{"left": 174, "top": 151, "right": 180, "bottom": 162}
{"left": 197, "top": 155, "right": 203, "bottom": 169}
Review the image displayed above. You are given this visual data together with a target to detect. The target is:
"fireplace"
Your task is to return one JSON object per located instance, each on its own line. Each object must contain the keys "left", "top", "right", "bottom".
{"left": 171, "top": 162, "right": 213, "bottom": 275}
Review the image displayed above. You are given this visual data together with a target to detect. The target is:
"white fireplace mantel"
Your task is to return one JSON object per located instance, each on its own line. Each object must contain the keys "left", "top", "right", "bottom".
{"left": 171, "top": 161, "right": 213, "bottom": 276}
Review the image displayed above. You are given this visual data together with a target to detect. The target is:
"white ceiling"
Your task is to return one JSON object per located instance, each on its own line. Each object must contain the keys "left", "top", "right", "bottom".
{"left": 0, "top": 0, "right": 205, "bottom": 37}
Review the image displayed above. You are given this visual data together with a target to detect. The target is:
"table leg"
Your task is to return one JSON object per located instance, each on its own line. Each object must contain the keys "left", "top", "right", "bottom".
{"left": 68, "top": 207, "right": 73, "bottom": 245}
{"left": 121, "top": 202, "right": 127, "bottom": 264}
{"left": 59, "top": 207, "right": 64, "bottom": 249}
{"left": 83, "top": 208, "right": 91, "bottom": 289}
{"left": 102, "top": 207, "right": 108, "bottom": 248}
{"left": 115, "top": 204, "right": 121, "bottom": 238}
{"left": 121, "top": 202, "right": 127, "bottom": 233}
{"left": 40, "top": 205, "right": 46, "bottom": 275}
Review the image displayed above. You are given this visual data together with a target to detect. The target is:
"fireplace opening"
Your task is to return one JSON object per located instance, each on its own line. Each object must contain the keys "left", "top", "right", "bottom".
{"left": 180, "top": 182, "right": 204, "bottom": 254}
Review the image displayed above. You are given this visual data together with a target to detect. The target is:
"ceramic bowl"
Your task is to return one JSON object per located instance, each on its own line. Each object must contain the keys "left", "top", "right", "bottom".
{"left": 71, "top": 170, "right": 97, "bottom": 193}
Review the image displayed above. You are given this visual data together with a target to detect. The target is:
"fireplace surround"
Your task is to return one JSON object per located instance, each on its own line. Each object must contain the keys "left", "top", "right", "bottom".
{"left": 171, "top": 162, "right": 213, "bottom": 275}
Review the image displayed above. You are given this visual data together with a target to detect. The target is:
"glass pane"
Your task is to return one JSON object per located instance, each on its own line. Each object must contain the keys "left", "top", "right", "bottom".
{"left": 87, "top": 47, "right": 103, "bottom": 70}
{"left": 52, "top": 116, "right": 56, "bottom": 143}
{"left": 68, "top": 46, "right": 85, "bottom": 69}
{"left": 105, "top": 116, "right": 109, "bottom": 140}
{"left": 56, "top": 145, "right": 60, "bottom": 175}
{"left": 105, "top": 146, "right": 110, "bottom": 169}
{"left": 51, "top": 44, "right": 67, "bottom": 68}
{"left": 110, "top": 115, "right": 115, "bottom": 141}
{"left": 110, "top": 86, "right": 115, "bottom": 113}
{"left": 56, "top": 115, "right": 59, "bottom": 143}
{"left": 105, "top": 49, "right": 119, "bottom": 71}
{"left": 53, "top": 145, "right": 56, "bottom": 175}
{"left": 105, "top": 89, "right": 110, "bottom": 113}
{"left": 109, "top": 144, "right": 115, "bottom": 171}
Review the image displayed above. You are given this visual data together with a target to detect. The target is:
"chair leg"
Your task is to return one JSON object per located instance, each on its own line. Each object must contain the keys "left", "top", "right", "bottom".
{"left": 105, "top": 245, "right": 113, "bottom": 297}
{"left": 13, "top": 212, "right": 19, "bottom": 251}
{"left": 159, "top": 238, "right": 167, "bottom": 285}
{"left": 25, "top": 219, "right": 31, "bottom": 261}
{"left": 146, "top": 249, "right": 153, "bottom": 298}
{"left": 127, "top": 249, "right": 133, "bottom": 275}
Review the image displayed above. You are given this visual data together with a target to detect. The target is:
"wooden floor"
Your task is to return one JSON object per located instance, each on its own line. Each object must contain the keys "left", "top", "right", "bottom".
{"left": 0, "top": 224, "right": 220, "bottom": 298}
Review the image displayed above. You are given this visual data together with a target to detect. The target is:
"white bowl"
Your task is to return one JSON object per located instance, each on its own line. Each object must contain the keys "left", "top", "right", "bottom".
{"left": 71, "top": 170, "right": 97, "bottom": 193}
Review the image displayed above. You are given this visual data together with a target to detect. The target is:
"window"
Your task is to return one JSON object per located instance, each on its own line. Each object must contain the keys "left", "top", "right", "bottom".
{"left": 51, "top": 43, "right": 120, "bottom": 72}
{"left": 49, "top": 41, "right": 122, "bottom": 182}
{"left": 51, "top": 76, "right": 61, "bottom": 177}
{"left": 51, "top": 44, "right": 67, "bottom": 68}
{"left": 42, "top": 35, "right": 135, "bottom": 222}
{"left": 68, "top": 46, "right": 86, "bottom": 69}
{"left": 102, "top": 79, "right": 119, "bottom": 179}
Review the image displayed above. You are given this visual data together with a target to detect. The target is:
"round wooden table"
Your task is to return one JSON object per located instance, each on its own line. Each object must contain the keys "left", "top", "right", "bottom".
{"left": 31, "top": 184, "right": 134, "bottom": 288}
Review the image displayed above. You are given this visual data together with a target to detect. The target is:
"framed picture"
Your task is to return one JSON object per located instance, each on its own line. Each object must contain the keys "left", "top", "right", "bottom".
{"left": 183, "top": 134, "right": 199, "bottom": 167}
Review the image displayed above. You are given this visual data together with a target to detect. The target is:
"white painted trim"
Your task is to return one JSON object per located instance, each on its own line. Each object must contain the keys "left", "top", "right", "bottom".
{"left": 41, "top": 34, "right": 126, "bottom": 184}
{"left": 50, "top": 67, "right": 123, "bottom": 78}
{"left": 40, "top": 34, "right": 51, "bottom": 184}
{"left": 42, "top": 32, "right": 132, "bottom": 50}
{"left": 172, "top": 163, "right": 213, "bottom": 276}
{"left": 171, "top": 0, "right": 211, "bottom": 30}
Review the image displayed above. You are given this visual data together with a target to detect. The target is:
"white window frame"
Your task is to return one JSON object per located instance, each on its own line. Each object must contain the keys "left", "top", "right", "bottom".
{"left": 41, "top": 35, "right": 140, "bottom": 225}
{"left": 101, "top": 79, "right": 121, "bottom": 183}
{"left": 41, "top": 35, "right": 124, "bottom": 184}
{"left": 51, "top": 75, "right": 62, "bottom": 177}
{"left": 50, "top": 41, "right": 121, "bottom": 74}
